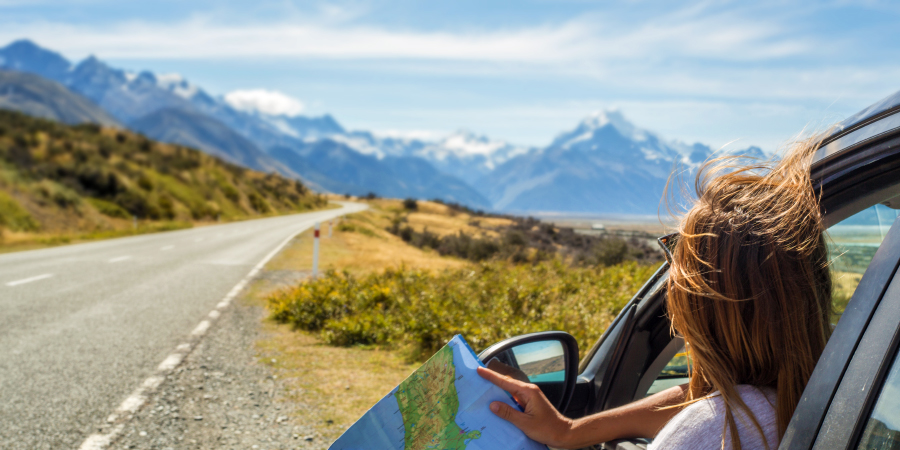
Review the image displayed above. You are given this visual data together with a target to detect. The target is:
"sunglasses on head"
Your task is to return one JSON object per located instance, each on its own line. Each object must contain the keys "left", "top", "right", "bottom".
{"left": 657, "top": 232, "right": 678, "bottom": 265}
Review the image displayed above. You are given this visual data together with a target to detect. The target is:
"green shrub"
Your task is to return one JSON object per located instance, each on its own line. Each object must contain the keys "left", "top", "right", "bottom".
{"left": 33, "top": 180, "right": 81, "bottom": 209}
{"left": 337, "top": 222, "right": 377, "bottom": 237}
{"left": 248, "top": 191, "right": 270, "bottom": 213}
{"left": 86, "top": 197, "right": 131, "bottom": 219}
{"left": 268, "top": 260, "right": 659, "bottom": 360}
{"left": 0, "top": 190, "right": 40, "bottom": 231}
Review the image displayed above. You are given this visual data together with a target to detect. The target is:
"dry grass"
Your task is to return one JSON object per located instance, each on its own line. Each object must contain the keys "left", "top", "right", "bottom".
{"left": 249, "top": 200, "right": 478, "bottom": 436}
{"left": 266, "top": 202, "right": 469, "bottom": 275}
{"left": 253, "top": 316, "right": 418, "bottom": 442}
{"left": 0, "top": 219, "right": 194, "bottom": 254}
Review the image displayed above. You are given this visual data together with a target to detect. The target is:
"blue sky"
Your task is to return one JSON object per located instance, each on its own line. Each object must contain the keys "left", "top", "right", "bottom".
{"left": 1, "top": 0, "right": 899, "bottom": 151}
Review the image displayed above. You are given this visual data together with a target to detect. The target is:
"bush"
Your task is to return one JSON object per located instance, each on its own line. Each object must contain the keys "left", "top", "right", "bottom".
{"left": 338, "top": 222, "right": 377, "bottom": 237}
{"left": 386, "top": 211, "right": 663, "bottom": 266}
{"left": 0, "top": 190, "right": 40, "bottom": 231}
{"left": 87, "top": 197, "right": 130, "bottom": 219}
{"left": 268, "top": 261, "right": 659, "bottom": 360}
{"left": 403, "top": 198, "right": 418, "bottom": 210}
{"left": 593, "top": 238, "right": 629, "bottom": 266}
{"left": 33, "top": 180, "right": 81, "bottom": 209}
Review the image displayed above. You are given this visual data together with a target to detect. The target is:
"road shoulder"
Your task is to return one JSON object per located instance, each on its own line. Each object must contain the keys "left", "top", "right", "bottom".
{"left": 109, "top": 273, "right": 328, "bottom": 450}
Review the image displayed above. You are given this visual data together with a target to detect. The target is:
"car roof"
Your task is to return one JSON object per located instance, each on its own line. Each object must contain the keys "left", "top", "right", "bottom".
{"left": 815, "top": 89, "right": 900, "bottom": 166}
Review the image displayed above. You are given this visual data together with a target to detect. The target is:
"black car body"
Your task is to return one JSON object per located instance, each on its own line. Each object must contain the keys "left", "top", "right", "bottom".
{"left": 480, "top": 89, "right": 900, "bottom": 450}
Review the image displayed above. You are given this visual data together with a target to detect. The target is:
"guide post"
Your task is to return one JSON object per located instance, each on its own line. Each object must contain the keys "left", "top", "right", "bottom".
{"left": 312, "top": 222, "right": 320, "bottom": 278}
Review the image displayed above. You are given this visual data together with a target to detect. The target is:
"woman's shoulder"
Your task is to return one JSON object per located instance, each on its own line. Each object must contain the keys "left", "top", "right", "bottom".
{"left": 648, "top": 385, "right": 778, "bottom": 450}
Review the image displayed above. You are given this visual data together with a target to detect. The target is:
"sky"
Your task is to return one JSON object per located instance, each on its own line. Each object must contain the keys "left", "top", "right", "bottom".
{"left": 1, "top": 0, "right": 899, "bottom": 152}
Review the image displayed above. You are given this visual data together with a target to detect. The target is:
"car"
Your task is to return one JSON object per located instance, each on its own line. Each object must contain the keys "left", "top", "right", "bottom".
{"left": 478, "top": 89, "right": 900, "bottom": 450}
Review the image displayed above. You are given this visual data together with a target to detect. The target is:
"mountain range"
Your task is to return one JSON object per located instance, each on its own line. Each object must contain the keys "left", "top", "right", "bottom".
{"left": 0, "top": 39, "right": 764, "bottom": 214}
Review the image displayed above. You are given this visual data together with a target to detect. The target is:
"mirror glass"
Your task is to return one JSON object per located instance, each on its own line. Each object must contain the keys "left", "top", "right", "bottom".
{"left": 483, "top": 337, "right": 571, "bottom": 408}
{"left": 511, "top": 340, "right": 566, "bottom": 383}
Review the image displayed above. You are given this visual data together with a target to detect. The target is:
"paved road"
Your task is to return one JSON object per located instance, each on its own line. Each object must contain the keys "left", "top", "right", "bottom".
{"left": 0, "top": 202, "right": 365, "bottom": 450}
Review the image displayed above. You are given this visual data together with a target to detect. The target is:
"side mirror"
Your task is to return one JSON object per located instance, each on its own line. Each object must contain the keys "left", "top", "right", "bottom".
{"left": 478, "top": 331, "right": 579, "bottom": 412}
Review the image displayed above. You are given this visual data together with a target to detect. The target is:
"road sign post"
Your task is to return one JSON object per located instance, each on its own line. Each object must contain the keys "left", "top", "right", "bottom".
{"left": 312, "top": 222, "right": 320, "bottom": 278}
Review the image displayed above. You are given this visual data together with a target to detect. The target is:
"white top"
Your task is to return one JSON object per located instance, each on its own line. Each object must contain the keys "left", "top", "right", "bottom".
{"left": 648, "top": 385, "right": 779, "bottom": 450}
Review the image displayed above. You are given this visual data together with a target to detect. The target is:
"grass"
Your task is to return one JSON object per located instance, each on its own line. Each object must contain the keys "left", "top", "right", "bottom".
{"left": 253, "top": 313, "right": 418, "bottom": 442}
{"left": 266, "top": 202, "right": 468, "bottom": 276}
{"left": 269, "top": 260, "right": 658, "bottom": 360}
{"left": 0, "top": 220, "right": 193, "bottom": 253}
{"left": 248, "top": 199, "right": 659, "bottom": 438}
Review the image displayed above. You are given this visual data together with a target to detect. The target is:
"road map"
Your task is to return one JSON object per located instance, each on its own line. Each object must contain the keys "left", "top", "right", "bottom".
{"left": 329, "top": 335, "right": 549, "bottom": 450}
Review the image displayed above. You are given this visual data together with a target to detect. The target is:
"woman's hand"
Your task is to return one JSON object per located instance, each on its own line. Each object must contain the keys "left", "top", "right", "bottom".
{"left": 477, "top": 366, "right": 575, "bottom": 449}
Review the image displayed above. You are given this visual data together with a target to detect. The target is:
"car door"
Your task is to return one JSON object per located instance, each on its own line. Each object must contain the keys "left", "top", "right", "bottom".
{"left": 572, "top": 91, "right": 900, "bottom": 449}
{"left": 478, "top": 90, "right": 900, "bottom": 449}
{"left": 803, "top": 215, "right": 900, "bottom": 449}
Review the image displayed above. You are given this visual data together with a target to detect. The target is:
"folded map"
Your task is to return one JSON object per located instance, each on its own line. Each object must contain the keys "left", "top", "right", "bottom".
{"left": 329, "top": 335, "right": 550, "bottom": 450}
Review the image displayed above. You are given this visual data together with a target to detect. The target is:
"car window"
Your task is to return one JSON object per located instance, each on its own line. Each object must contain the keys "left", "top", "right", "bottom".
{"left": 647, "top": 350, "right": 689, "bottom": 395}
{"left": 855, "top": 346, "right": 900, "bottom": 449}
{"left": 645, "top": 205, "right": 899, "bottom": 397}
{"left": 828, "top": 204, "right": 900, "bottom": 322}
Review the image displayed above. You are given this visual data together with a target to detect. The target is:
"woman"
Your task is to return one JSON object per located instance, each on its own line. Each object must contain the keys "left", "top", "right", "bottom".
{"left": 478, "top": 134, "right": 834, "bottom": 450}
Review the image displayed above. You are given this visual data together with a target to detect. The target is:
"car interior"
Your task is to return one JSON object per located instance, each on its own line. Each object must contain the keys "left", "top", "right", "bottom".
{"left": 480, "top": 186, "right": 900, "bottom": 450}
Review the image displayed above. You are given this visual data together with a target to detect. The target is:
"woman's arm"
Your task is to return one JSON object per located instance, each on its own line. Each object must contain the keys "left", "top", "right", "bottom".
{"left": 477, "top": 367, "right": 688, "bottom": 449}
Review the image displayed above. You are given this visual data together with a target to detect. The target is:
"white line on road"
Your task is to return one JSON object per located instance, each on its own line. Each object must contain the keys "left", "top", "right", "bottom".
{"left": 5, "top": 273, "right": 53, "bottom": 287}
{"left": 160, "top": 245, "right": 174, "bottom": 251}
{"left": 78, "top": 210, "right": 355, "bottom": 450}
{"left": 108, "top": 256, "right": 131, "bottom": 263}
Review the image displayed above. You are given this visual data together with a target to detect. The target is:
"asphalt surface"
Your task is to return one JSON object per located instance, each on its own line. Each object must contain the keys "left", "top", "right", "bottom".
{"left": 0, "top": 202, "right": 365, "bottom": 450}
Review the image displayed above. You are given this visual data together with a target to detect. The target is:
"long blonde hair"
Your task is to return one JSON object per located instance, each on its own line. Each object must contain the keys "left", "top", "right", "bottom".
{"left": 666, "top": 137, "right": 833, "bottom": 450}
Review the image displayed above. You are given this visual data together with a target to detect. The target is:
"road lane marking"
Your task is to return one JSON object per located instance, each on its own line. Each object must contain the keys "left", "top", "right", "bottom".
{"left": 79, "top": 207, "right": 359, "bottom": 450}
{"left": 6, "top": 273, "right": 53, "bottom": 287}
{"left": 160, "top": 245, "right": 174, "bottom": 251}
{"left": 108, "top": 256, "right": 131, "bottom": 263}
{"left": 190, "top": 320, "right": 211, "bottom": 336}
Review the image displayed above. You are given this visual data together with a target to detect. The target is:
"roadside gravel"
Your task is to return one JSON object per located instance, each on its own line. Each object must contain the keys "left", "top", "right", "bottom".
{"left": 109, "top": 269, "right": 328, "bottom": 450}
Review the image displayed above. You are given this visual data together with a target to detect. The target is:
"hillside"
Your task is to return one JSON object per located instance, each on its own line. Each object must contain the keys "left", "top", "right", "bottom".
{"left": 129, "top": 107, "right": 297, "bottom": 178}
{"left": 0, "top": 40, "right": 772, "bottom": 214}
{"left": 0, "top": 109, "right": 326, "bottom": 244}
{"left": 272, "top": 140, "right": 492, "bottom": 208}
{"left": 0, "top": 70, "right": 119, "bottom": 127}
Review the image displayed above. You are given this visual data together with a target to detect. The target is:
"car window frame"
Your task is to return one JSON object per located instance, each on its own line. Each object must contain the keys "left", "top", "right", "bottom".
{"left": 810, "top": 215, "right": 900, "bottom": 449}
{"left": 781, "top": 120, "right": 900, "bottom": 449}
{"left": 569, "top": 98, "right": 900, "bottom": 447}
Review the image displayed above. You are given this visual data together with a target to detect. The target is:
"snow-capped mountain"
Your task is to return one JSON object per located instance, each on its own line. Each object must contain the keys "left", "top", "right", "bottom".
{"left": 478, "top": 110, "right": 766, "bottom": 213}
{"left": 0, "top": 39, "right": 770, "bottom": 214}
{"left": 0, "top": 39, "right": 494, "bottom": 206}
{"left": 402, "top": 131, "right": 531, "bottom": 186}
{"left": 323, "top": 129, "right": 532, "bottom": 186}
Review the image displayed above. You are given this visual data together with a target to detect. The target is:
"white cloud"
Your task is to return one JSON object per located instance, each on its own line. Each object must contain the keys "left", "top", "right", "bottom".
{"left": 0, "top": 4, "right": 817, "bottom": 65}
{"left": 223, "top": 89, "right": 305, "bottom": 116}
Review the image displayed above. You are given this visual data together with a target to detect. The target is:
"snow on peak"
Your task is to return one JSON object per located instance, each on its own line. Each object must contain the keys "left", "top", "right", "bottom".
{"left": 223, "top": 89, "right": 304, "bottom": 117}
{"left": 155, "top": 73, "right": 199, "bottom": 99}
{"left": 439, "top": 130, "right": 511, "bottom": 156}
{"left": 580, "top": 109, "right": 647, "bottom": 141}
